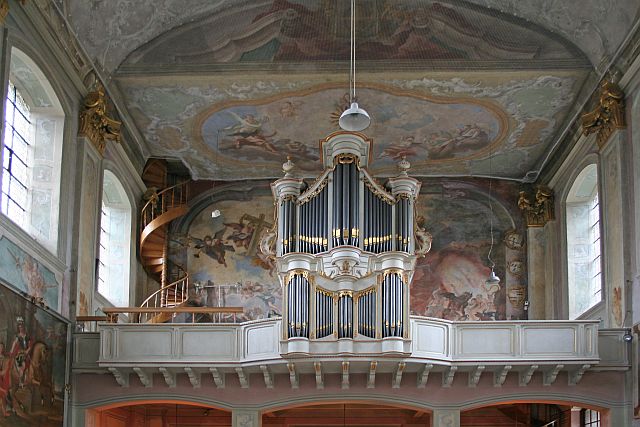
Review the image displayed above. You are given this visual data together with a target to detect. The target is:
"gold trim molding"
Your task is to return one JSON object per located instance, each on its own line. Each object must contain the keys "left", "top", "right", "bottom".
{"left": 78, "top": 83, "right": 122, "bottom": 155}
{"left": 518, "top": 186, "right": 554, "bottom": 227}
{"left": 581, "top": 79, "right": 625, "bottom": 149}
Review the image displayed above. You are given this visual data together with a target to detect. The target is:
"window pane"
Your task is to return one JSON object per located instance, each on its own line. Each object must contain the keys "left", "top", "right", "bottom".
{"left": 97, "top": 171, "right": 132, "bottom": 307}
{"left": 567, "top": 164, "right": 601, "bottom": 318}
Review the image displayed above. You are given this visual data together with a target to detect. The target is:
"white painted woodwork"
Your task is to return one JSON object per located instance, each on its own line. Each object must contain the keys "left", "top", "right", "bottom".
{"left": 236, "top": 367, "right": 249, "bottom": 388}
{"left": 442, "top": 366, "right": 457, "bottom": 387}
{"left": 158, "top": 367, "right": 175, "bottom": 388}
{"left": 519, "top": 364, "right": 538, "bottom": 386}
{"left": 392, "top": 362, "right": 406, "bottom": 388}
{"left": 341, "top": 361, "right": 350, "bottom": 389}
{"left": 287, "top": 363, "right": 298, "bottom": 389}
{"left": 468, "top": 365, "right": 485, "bottom": 387}
{"left": 493, "top": 365, "right": 512, "bottom": 387}
{"left": 260, "top": 365, "right": 274, "bottom": 389}
{"left": 417, "top": 363, "right": 433, "bottom": 388}
{"left": 184, "top": 367, "right": 201, "bottom": 388}
{"left": 209, "top": 367, "right": 225, "bottom": 388}
{"left": 367, "top": 361, "right": 377, "bottom": 389}
{"left": 133, "top": 367, "right": 152, "bottom": 387}
{"left": 74, "top": 318, "right": 631, "bottom": 392}
{"left": 543, "top": 364, "right": 564, "bottom": 386}
{"left": 314, "top": 362, "right": 324, "bottom": 389}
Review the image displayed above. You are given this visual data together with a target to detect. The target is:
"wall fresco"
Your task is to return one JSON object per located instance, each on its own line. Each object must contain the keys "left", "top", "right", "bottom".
{"left": 0, "top": 237, "right": 59, "bottom": 311}
{"left": 170, "top": 194, "right": 281, "bottom": 321}
{"left": 410, "top": 179, "right": 526, "bottom": 321}
{"left": 171, "top": 179, "right": 526, "bottom": 322}
{"left": 0, "top": 283, "right": 67, "bottom": 426}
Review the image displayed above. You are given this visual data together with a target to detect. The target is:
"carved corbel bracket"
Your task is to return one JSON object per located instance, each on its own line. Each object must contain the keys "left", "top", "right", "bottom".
{"left": 78, "top": 83, "right": 122, "bottom": 156}
{"left": 518, "top": 186, "right": 554, "bottom": 227}
{"left": 581, "top": 79, "right": 626, "bottom": 149}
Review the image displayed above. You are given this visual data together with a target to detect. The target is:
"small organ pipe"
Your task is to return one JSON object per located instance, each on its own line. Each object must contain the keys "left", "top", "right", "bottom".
{"left": 342, "top": 164, "right": 348, "bottom": 246}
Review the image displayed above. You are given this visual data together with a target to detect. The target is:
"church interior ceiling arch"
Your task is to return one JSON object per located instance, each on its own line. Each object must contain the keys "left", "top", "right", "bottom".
{"left": 59, "top": 0, "right": 640, "bottom": 181}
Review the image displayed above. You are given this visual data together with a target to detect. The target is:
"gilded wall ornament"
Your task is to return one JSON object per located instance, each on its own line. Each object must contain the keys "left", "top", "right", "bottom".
{"left": 503, "top": 230, "right": 524, "bottom": 250}
{"left": 508, "top": 260, "right": 525, "bottom": 277}
{"left": 518, "top": 186, "right": 554, "bottom": 227}
{"left": 0, "top": 0, "right": 9, "bottom": 25}
{"left": 78, "top": 83, "right": 122, "bottom": 155}
{"left": 581, "top": 79, "right": 625, "bottom": 148}
{"left": 0, "top": 0, "right": 26, "bottom": 25}
{"left": 507, "top": 285, "right": 526, "bottom": 309}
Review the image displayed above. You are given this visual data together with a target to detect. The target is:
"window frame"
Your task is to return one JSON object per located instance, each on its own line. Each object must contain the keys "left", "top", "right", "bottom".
{"left": 95, "top": 168, "right": 134, "bottom": 308}
{"left": 564, "top": 162, "right": 604, "bottom": 320}
{"left": 0, "top": 45, "right": 67, "bottom": 257}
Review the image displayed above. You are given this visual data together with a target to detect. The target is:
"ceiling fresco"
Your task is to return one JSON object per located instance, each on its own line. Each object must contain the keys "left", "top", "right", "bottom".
{"left": 122, "top": 0, "right": 580, "bottom": 66}
{"left": 117, "top": 70, "right": 587, "bottom": 181}
{"left": 65, "top": 0, "right": 640, "bottom": 73}
{"left": 60, "top": 0, "right": 638, "bottom": 182}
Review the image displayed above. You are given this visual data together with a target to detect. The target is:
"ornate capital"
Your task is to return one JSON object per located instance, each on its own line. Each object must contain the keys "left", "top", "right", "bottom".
{"left": 581, "top": 79, "right": 625, "bottom": 148}
{"left": 78, "top": 83, "right": 122, "bottom": 155}
{"left": 0, "top": 0, "right": 27, "bottom": 25}
{"left": 518, "top": 186, "right": 554, "bottom": 227}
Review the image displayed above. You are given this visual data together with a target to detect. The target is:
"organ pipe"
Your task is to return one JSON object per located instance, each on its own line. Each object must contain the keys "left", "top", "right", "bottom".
{"left": 273, "top": 133, "right": 421, "bottom": 346}
{"left": 381, "top": 271, "right": 405, "bottom": 338}
{"left": 287, "top": 272, "right": 310, "bottom": 338}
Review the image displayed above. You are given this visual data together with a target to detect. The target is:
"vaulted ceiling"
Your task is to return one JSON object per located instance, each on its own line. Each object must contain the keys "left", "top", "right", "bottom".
{"left": 65, "top": 0, "right": 640, "bottom": 181}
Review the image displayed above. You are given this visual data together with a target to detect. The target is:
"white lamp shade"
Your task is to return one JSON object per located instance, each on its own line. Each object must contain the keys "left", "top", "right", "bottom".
{"left": 339, "top": 102, "right": 371, "bottom": 131}
{"left": 485, "top": 268, "right": 500, "bottom": 285}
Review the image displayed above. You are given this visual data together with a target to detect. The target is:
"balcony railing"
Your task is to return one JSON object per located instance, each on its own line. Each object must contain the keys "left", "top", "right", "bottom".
{"left": 73, "top": 317, "right": 625, "bottom": 370}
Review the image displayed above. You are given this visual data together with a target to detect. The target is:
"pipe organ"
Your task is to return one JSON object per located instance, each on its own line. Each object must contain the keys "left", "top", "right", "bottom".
{"left": 269, "top": 132, "right": 427, "bottom": 355}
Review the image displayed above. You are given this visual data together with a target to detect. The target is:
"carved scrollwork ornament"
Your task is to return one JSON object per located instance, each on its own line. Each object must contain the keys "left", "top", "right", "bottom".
{"left": 518, "top": 186, "right": 554, "bottom": 227}
{"left": 581, "top": 79, "right": 625, "bottom": 148}
{"left": 78, "top": 83, "right": 122, "bottom": 155}
{"left": 414, "top": 215, "right": 433, "bottom": 257}
{"left": 259, "top": 227, "right": 277, "bottom": 259}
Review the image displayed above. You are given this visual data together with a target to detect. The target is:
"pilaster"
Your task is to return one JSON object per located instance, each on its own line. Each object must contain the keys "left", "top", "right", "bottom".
{"left": 232, "top": 409, "right": 262, "bottom": 427}
{"left": 599, "top": 129, "right": 627, "bottom": 328}
{"left": 432, "top": 408, "right": 460, "bottom": 427}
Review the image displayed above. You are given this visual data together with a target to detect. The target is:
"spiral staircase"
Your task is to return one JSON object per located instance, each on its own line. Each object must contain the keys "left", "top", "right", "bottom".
{"left": 138, "top": 159, "right": 191, "bottom": 322}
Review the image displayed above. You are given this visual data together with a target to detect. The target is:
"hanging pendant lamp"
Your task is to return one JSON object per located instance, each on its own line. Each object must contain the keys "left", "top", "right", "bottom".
{"left": 339, "top": 0, "right": 370, "bottom": 131}
{"left": 486, "top": 137, "right": 500, "bottom": 286}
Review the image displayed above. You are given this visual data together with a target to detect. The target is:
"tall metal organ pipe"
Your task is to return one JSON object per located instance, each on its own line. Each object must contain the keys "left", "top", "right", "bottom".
{"left": 287, "top": 273, "right": 310, "bottom": 338}
{"left": 381, "top": 272, "right": 404, "bottom": 338}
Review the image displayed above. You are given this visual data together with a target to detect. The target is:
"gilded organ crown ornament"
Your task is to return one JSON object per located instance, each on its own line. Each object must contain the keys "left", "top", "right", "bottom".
{"left": 78, "top": 83, "right": 122, "bottom": 155}
{"left": 518, "top": 186, "right": 554, "bottom": 227}
{"left": 581, "top": 79, "right": 625, "bottom": 148}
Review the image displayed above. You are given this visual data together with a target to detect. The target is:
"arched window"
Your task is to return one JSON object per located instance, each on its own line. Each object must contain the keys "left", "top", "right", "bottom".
{"left": 566, "top": 164, "right": 601, "bottom": 319}
{"left": 1, "top": 48, "right": 64, "bottom": 252}
{"left": 97, "top": 170, "right": 132, "bottom": 307}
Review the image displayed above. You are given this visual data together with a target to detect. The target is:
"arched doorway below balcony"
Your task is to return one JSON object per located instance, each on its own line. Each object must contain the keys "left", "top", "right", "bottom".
{"left": 262, "top": 403, "right": 431, "bottom": 426}
{"left": 89, "top": 402, "right": 231, "bottom": 427}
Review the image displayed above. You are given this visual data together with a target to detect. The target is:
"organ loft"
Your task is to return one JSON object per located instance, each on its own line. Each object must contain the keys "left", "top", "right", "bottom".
{"left": 267, "top": 131, "right": 432, "bottom": 354}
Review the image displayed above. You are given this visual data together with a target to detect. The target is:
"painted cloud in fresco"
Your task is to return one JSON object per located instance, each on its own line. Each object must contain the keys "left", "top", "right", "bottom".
{"left": 410, "top": 179, "right": 526, "bottom": 321}
{"left": 170, "top": 195, "right": 281, "bottom": 321}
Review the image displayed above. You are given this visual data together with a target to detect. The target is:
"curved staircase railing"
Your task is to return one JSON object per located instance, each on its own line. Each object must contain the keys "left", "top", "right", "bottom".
{"left": 139, "top": 265, "right": 190, "bottom": 323}
{"left": 140, "top": 181, "right": 189, "bottom": 246}
{"left": 139, "top": 181, "right": 190, "bottom": 287}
